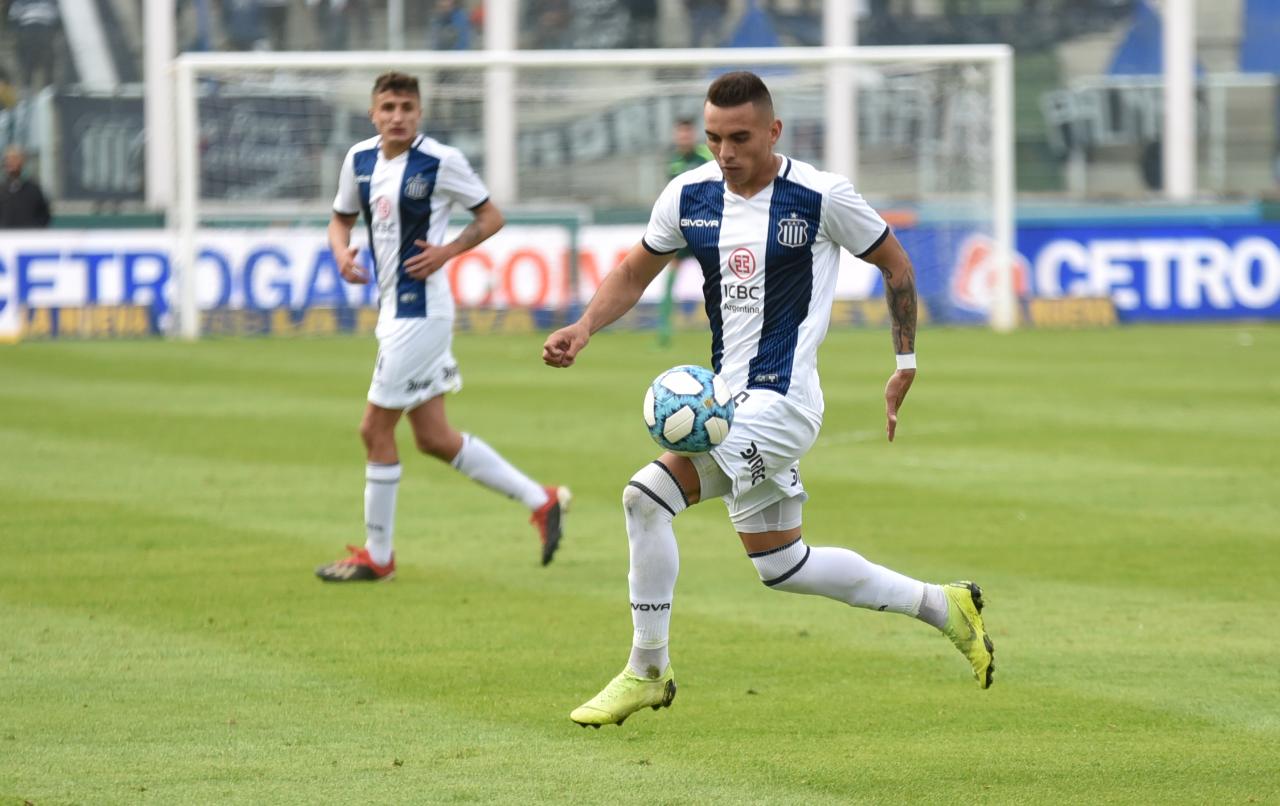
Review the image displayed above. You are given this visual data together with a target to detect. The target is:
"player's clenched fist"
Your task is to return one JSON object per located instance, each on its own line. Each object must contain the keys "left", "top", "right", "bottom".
{"left": 543, "top": 323, "right": 590, "bottom": 368}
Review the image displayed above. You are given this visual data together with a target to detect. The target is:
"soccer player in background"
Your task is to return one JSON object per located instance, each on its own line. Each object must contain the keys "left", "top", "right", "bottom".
{"left": 543, "top": 71, "right": 994, "bottom": 727}
{"left": 317, "top": 71, "right": 570, "bottom": 582}
{"left": 656, "top": 118, "right": 716, "bottom": 347}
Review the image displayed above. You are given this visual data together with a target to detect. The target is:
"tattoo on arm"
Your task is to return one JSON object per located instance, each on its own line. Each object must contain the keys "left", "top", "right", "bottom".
{"left": 881, "top": 267, "right": 917, "bottom": 354}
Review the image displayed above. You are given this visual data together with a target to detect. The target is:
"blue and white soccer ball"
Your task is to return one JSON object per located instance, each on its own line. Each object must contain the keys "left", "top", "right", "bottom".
{"left": 642, "top": 365, "right": 735, "bottom": 454}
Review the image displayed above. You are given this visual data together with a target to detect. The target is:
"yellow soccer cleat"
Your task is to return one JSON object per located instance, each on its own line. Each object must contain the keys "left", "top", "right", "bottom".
{"left": 941, "top": 581, "right": 995, "bottom": 689}
{"left": 569, "top": 666, "right": 677, "bottom": 728}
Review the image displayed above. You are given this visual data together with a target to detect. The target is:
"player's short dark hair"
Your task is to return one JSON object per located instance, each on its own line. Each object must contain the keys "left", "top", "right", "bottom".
{"left": 372, "top": 71, "right": 420, "bottom": 98}
{"left": 706, "top": 71, "right": 773, "bottom": 115}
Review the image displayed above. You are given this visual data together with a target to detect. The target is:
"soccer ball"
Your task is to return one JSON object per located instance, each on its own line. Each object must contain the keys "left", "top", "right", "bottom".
{"left": 642, "top": 365, "right": 735, "bottom": 454}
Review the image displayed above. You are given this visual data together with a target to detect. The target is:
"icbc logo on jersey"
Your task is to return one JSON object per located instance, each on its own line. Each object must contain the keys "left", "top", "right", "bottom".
{"left": 375, "top": 196, "right": 392, "bottom": 219}
{"left": 729, "top": 248, "right": 756, "bottom": 279}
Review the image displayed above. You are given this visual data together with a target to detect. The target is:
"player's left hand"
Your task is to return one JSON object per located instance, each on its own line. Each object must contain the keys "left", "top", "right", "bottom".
{"left": 884, "top": 368, "right": 915, "bottom": 442}
{"left": 404, "top": 240, "right": 455, "bottom": 280}
{"left": 542, "top": 323, "right": 590, "bottom": 368}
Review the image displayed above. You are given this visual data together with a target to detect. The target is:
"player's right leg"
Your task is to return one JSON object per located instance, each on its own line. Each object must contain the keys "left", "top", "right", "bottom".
{"left": 737, "top": 515, "right": 994, "bottom": 687}
{"left": 315, "top": 403, "right": 402, "bottom": 582}
{"left": 569, "top": 453, "right": 709, "bottom": 727}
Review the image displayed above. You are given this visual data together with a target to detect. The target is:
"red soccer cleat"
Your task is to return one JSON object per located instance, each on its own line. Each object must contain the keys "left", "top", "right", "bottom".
{"left": 530, "top": 486, "right": 572, "bottom": 566}
{"left": 315, "top": 545, "right": 396, "bottom": 582}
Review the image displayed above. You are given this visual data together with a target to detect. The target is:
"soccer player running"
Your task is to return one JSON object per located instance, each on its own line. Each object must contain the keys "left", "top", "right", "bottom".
{"left": 542, "top": 72, "right": 994, "bottom": 727}
{"left": 317, "top": 71, "right": 570, "bottom": 582}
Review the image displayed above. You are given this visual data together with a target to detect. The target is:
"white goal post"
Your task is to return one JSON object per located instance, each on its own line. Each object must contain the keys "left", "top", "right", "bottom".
{"left": 172, "top": 45, "right": 1014, "bottom": 339}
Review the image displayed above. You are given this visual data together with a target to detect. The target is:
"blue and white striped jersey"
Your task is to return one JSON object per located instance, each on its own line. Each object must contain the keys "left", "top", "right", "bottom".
{"left": 643, "top": 155, "right": 889, "bottom": 415}
{"left": 333, "top": 134, "right": 489, "bottom": 322}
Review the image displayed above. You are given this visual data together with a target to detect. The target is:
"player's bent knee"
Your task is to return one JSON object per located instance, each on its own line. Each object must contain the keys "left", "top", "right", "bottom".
{"left": 414, "top": 432, "right": 451, "bottom": 459}
{"left": 623, "top": 461, "right": 689, "bottom": 522}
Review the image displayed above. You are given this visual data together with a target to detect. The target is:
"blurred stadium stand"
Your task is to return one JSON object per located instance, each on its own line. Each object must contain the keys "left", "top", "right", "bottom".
{"left": 0, "top": 0, "right": 1275, "bottom": 216}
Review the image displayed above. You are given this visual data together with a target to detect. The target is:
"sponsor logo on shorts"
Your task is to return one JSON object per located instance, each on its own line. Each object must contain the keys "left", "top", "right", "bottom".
{"left": 740, "top": 441, "right": 767, "bottom": 486}
{"left": 631, "top": 602, "right": 672, "bottom": 612}
{"left": 406, "top": 377, "right": 433, "bottom": 393}
{"left": 441, "top": 364, "right": 459, "bottom": 382}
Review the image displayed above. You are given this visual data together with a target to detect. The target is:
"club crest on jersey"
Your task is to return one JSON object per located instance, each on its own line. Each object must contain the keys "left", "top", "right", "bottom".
{"left": 776, "top": 214, "right": 810, "bottom": 248}
{"left": 404, "top": 173, "right": 430, "bottom": 200}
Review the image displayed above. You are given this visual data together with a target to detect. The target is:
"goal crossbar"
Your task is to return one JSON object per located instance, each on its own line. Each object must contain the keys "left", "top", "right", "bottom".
{"left": 171, "top": 45, "right": 1015, "bottom": 338}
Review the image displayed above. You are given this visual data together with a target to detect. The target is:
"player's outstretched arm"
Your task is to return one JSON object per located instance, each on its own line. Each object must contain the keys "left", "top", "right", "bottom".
{"left": 328, "top": 212, "right": 367, "bottom": 284}
{"left": 406, "top": 200, "right": 505, "bottom": 280}
{"left": 863, "top": 231, "right": 918, "bottom": 442}
{"left": 542, "top": 241, "right": 671, "bottom": 368}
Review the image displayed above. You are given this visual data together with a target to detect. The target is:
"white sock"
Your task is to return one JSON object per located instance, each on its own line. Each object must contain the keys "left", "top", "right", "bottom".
{"left": 624, "top": 462, "right": 688, "bottom": 679}
{"left": 364, "top": 462, "right": 401, "bottom": 566}
{"left": 750, "top": 537, "right": 927, "bottom": 617}
{"left": 450, "top": 433, "right": 548, "bottom": 510}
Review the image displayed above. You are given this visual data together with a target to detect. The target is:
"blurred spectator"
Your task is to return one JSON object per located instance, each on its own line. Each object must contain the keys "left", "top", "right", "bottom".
{"left": 0, "top": 145, "right": 51, "bottom": 229}
{"left": 222, "top": 0, "right": 266, "bottom": 50}
{"left": 627, "top": 0, "right": 658, "bottom": 48}
{"left": 307, "top": 0, "right": 349, "bottom": 49}
{"left": 259, "top": 0, "right": 290, "bottom": 49}
{"left": 427, "top": 0, "right": 472, "bottom": 50}
{"left": 667, "top": 118, "right": 713, "bottom": 179}
{"left": 569, "top": 0, "right": 629, "bottom": 49}
{"left": 0, "top": 67, "right": 18, "bottom": 109}
{"left": 7, "top": 0, "right": 60, "bottom": 92}
{"left": 943, "top": 0, "right": 979, "bottom": 18}
{"left": 686, "top": 0, "right": 727, "bottom": 48}
{"left": 524, "top": 0, "right": 571, "bottom": 49}
{"left": 656, "top": 119, "right": 714, "bottom": 346}
{"left": 868, "top": 0, "right": 913, "bottom": 18}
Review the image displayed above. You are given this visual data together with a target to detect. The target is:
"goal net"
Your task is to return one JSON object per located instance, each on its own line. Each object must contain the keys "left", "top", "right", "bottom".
{"left": 171, "top": 46, "right": 1013, "bottom": 338}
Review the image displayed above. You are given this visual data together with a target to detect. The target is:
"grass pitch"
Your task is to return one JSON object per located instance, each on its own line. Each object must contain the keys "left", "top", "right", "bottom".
{"left": 1, "top": 324, "right": 1277, "bottom": 804}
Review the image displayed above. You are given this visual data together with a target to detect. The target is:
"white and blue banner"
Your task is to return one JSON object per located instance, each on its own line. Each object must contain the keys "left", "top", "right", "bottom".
{"left": 1, "top": 222, "right": 1277, "bottom": 338}
{"left": 1016, "top": 224, "right": 1280, "bottom": 321}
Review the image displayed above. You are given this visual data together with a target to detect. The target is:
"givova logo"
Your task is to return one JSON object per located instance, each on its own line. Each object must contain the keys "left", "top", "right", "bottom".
{"left": 680, "top": 218, "right": 719, "bottom": 228}
{"left": 631, "top": 602, "right": 671, "bottom": 612}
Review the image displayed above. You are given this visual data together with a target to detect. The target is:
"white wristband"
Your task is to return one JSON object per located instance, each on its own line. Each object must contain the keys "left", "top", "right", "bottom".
{"left": 895, "top": 353, "right": 917, "bottom": 371}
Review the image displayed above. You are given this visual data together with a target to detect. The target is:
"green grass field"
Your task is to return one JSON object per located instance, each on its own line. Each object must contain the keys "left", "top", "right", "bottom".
{"left": 2, "top": 324, "right": 1277, "bottom": 804}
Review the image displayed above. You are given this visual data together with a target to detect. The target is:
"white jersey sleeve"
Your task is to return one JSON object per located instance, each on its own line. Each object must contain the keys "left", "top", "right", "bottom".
{"left": 641, "top": 178, "right": 686, "bottom": 255}
{"left": 332, "top": 147, "right": 359, "bottom": 215}
{"left": 821, "top": 179, "right": 890, "bottom": 258}
{"left": 435, "top": 149, "right": 490, "bottom": 210}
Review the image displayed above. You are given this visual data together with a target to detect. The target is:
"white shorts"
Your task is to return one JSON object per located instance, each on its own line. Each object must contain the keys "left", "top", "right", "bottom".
{"left": 689, "top": 389, "right": 820, "bottom": 530}
{"left": 367, "top": 316, "right": 463, "bottom": 411}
